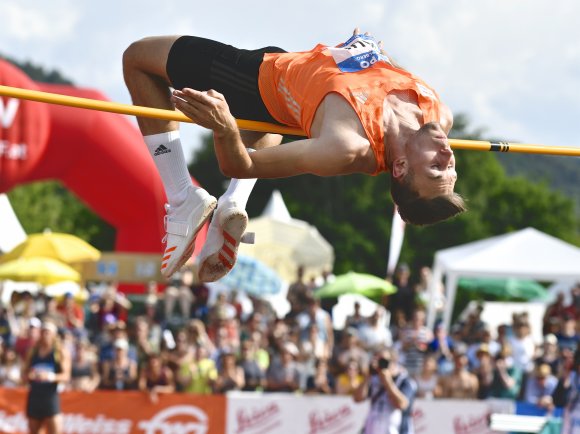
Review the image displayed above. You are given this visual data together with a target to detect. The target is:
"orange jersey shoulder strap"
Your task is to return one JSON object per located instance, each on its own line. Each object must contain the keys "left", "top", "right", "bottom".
{"left": 258, "top": 43, "right": 443, "bottom": 174}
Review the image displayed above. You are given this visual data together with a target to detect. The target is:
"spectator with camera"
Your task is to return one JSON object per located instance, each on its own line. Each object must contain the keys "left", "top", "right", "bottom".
{"left": 354, "top": 348, "right": 417, "bottom": 434}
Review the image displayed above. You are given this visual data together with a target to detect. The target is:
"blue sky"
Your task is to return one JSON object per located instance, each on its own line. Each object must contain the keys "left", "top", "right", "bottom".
{"left": 1, "top": 0, "right": 578, "bottom": 161}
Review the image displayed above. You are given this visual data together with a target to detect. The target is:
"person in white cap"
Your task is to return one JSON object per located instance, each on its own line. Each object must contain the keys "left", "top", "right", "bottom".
{"left": 22, "top": 320, "right": 71, "bottom": 434}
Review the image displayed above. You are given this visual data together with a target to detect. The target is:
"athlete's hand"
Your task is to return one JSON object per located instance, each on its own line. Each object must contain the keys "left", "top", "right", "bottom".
{"left": 171, "top": 88, "right": 239, "bottom": 137}
{"left": 352, "top": 27, "right": 386, "bottom": 55}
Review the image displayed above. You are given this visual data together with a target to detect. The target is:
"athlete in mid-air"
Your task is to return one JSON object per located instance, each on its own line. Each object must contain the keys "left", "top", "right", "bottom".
{"left": 123, "top": 29, "right": 466, "bottom": 282}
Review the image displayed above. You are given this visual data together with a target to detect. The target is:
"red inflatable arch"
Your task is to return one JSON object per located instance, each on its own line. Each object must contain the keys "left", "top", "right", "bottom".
{"left": 0, "top": 60, "right": 207, "bottom": 271}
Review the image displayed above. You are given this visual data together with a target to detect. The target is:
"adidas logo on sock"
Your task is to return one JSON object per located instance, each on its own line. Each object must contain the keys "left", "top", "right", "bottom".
{"left": 154, "top": 145, "right": 171, "bottom": 156}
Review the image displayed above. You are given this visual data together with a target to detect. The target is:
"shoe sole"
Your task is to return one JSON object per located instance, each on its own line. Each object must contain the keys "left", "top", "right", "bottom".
{"left": 162, "top": 197, "right": 217, "bottom": 278}
{"left": 198, "top": 210, "right": 247, "bottom": 282}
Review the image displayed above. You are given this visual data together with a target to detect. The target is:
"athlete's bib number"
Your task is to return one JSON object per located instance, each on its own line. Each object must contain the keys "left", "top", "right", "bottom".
{"left": 327, "top": 34, "right": 391, "bottom": 73}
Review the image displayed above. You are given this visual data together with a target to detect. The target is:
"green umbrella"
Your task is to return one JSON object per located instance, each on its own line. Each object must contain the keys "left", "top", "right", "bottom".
{"left": 458, "top": 277, "right": 548, "bottom": 301}
{"left": 315, "top": 271, "right": 396, "bottom": 301}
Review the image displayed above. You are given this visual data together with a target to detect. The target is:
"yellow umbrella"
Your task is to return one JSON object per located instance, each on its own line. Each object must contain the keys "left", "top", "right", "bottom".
{"left": 0, "top": 231, "right": 100, "bottom": 264}
{"left": 0, "top": 257, "right": 80, "bottom": 285}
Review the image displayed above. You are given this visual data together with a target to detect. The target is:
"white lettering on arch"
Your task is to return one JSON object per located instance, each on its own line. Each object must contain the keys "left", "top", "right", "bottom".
{"left": 0, "top": 98, "right": 20, "bottom": 128}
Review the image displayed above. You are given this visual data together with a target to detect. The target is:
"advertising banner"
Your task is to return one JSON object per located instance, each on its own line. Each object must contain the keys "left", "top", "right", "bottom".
{"left": 413, "top": 399, "right": 515, "bottom": 434}
{"left": 226, "top": 392, "right": 370, "bottom": 434}
{"left": 227, "top": 393, "right": 514, "bottom": 434}
{"left": 0, "top": 388, "right": 226, "bottom": 434}
{"left": 0, "top": 387, "right": 517, "bottom": 434}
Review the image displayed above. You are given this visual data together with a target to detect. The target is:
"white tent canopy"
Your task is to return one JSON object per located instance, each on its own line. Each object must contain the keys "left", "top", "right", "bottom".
{"left": 427, "top": 227, "right": 580, "bottom": 331}
{"left": 241, "top": 190, "right": 334, "bottom": 282}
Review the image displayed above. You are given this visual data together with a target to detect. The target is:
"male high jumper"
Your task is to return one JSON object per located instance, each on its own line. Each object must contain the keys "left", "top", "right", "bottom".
{"left": 123, "top": 30, "right": 466, "bottom": 282}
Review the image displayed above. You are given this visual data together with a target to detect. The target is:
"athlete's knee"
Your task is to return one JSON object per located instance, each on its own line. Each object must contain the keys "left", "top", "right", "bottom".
{"left": 123, "top": 36, "right": 180, "bottom": 81}
{"left": 122, "top": 39, "right": 148, "bottom": 73}
{"left": 219, "top": 161, "right": 246, "bottom": 179}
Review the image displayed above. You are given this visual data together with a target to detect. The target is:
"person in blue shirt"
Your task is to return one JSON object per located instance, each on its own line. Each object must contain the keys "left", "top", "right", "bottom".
{"left": 354, "top": 348, "right": 417, "bottom": 434}
{"left": 523, "top": 363, "right": 558, "bottom": 410}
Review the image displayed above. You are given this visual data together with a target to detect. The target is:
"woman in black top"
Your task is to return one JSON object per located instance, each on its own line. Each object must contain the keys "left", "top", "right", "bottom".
{"left": 100, "top": 338, "right": 138, "bottom": 390}
{"left": 214, "top": 351, "right": 245, "bottom": 393}
{"left": 138, "top": 353, "right": 175, "bottom": 403}
{"left": 22, "top": 320, "right": 71, "bottom": 434}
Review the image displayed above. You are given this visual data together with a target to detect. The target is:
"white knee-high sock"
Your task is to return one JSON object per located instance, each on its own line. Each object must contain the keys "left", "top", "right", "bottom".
{"left": 144, "top": 131, "right": 195, "bottom": 206}
{"left": 218, "top": 148, "right": 257, "bottom": 210}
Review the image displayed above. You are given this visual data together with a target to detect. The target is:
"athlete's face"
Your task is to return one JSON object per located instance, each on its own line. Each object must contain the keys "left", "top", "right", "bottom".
{"left": 405, "top": 122, "right": 457, "bottom": 198}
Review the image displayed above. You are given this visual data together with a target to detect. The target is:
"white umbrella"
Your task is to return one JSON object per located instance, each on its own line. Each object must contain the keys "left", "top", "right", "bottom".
{"left": 44, "top": 280, "right": 83, "bottom": 298}
{"left": 0, "top": 280, "right": 41, "bottom": 306}
{"left": 331, "top": 294, "right": 389, "bottom": 330}
{"left": 240, "top": 190, "right": 334, "bottom": 282}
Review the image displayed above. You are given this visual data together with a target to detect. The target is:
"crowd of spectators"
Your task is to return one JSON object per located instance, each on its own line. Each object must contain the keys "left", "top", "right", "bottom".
{"left": 0, "top": 263, "right": 579, "bottom": 411}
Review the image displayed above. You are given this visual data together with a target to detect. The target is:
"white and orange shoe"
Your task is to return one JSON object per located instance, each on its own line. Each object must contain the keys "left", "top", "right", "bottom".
{"left": 161, "top": 187, "right": 217, "bottom": 278}
{"left": 197, "top": 199, "right": 254, "bottom": 282}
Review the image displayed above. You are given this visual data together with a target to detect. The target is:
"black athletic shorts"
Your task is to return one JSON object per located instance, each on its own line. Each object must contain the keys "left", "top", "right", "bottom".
{"left": 26, "top": 385, "right": 60, "bottom": 419}
{"left": 166, "top": 36, "right": 286, "bottom": 125}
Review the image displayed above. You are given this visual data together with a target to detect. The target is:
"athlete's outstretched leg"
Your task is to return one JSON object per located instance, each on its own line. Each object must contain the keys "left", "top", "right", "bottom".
{"left": 123, "top": 36, "right": 216, "bottom": 277}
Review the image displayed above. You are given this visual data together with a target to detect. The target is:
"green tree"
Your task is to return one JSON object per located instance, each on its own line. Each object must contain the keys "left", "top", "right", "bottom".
{"left": 8, "top": 182, "right": 115, "bottom": 250}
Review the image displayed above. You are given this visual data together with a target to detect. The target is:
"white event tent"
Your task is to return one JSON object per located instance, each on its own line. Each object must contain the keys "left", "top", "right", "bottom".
{"left": 427, "top": 227, "right": 580, "bottom": 331}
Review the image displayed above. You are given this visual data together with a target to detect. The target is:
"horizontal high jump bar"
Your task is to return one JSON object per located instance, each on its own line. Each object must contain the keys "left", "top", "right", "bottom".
{"left": 1, "top": 85, "right": 579, "bottom": 157}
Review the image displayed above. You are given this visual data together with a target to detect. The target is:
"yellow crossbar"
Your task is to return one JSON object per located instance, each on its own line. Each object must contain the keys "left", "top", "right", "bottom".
{"left": 1, "top": 85, "right": 578, "bottom": 157}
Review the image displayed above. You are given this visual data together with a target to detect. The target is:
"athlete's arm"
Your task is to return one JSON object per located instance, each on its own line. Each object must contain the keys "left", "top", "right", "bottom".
{"left": 172, "top": 88, "right": 367, "bottom": 178}
{"left": 220, "top": 134, "right": 367, "bottom": 178}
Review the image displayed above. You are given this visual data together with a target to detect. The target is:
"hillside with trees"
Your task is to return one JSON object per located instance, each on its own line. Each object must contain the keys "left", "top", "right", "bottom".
{"left": 496, "top": 152, "right": 580, "bottom": 211}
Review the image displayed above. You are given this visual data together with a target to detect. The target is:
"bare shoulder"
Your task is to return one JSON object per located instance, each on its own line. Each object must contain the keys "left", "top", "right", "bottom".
{"left": 316, "top": 93, "right": 374, "bottom": 161}
{"left": 316, "top": 93, "right": 367, "bottom": 138}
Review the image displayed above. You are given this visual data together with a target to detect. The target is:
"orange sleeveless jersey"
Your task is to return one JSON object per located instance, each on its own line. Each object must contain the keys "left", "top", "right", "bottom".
{"left": 258, "top": 44, "right": 443, "bottom": 174}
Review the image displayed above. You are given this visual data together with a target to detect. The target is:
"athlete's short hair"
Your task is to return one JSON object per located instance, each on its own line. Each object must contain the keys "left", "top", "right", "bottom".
{"left": 390, "top": 173, "right": 467, "bottom": 225}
